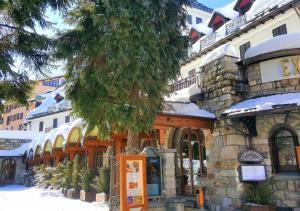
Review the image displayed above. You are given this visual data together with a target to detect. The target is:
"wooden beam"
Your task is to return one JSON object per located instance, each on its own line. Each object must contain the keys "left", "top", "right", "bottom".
{"left": 84, "top": 140, "right": 113, "bottom": 147}
{"left": 159, "top": 129, "right": 166, "bottom": 145}
{"left": 154, "top": 114, "right": 214, "bottom": 129}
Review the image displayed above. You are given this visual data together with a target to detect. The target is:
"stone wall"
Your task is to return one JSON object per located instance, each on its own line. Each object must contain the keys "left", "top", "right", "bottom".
{"left": 247, "top": 63, "right": 300, "bottom": 97}
{"left": 198, "top": 56, "right": 242, "bottom": 118}
{"left": 254, "top": 113, "right": 300, "bottom": 208}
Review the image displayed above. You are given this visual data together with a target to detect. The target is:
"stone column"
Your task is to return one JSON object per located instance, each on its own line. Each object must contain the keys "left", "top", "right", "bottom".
{"left": 160, "top": 149, "right": 176, "bottom": 197}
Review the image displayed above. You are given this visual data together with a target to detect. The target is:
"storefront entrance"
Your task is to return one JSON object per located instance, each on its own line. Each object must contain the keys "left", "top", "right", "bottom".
{"left": 0, "top": 159, "right": 16, "bottom": 184}
{"left": 176, "top": 129, "right": 206, "bottom": 195}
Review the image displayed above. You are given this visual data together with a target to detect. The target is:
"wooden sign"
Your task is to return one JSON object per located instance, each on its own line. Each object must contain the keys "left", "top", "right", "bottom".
{"left": 120, "top": 154, "right": 148, "bottom": 211}
{"left": 239, "top": 150, "right": 264, "bottom": 163}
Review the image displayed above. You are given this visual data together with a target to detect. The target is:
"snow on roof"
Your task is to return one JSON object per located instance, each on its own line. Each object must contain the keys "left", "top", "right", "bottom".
{"left": 29, "top": 133, "right": 46, "bottom": 154}
{"left": 192, "top": 23, "right": 212, "bottom": 35}
{"left": 0, "top": 142, "right": 31, "bottom": 157}
{"left": 245, "top": 33, "right": 300, "bottom": 59}
{"left": 202, "top": 43, "right": 238, "bottom": 66}
{"left": 223, "top": 92, "right": 300, "bottom": 117}
{"left": 162, "top": 102, "right": 215, "bottom": 119}
{"left": 0, "top": 130, "right": 44, "bottom": 141}
{"left": 246, "top": 0, "right": 293, "bottom": 21}
{"left": 27, "top": 85, "right": 71, "bottom": 119}
{"left": 190, "top": 0, "right": 293, "bottom": 57}
{"left": 214, "top": 0, "right": 239, "bottom": 20}
{"left": 165, "top": 83, "right": 201, "bottom": 103}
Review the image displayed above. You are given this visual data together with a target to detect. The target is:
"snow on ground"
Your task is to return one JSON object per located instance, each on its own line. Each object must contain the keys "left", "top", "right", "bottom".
{"left": 0, "top": 185, "right": 109, "bottom": 211}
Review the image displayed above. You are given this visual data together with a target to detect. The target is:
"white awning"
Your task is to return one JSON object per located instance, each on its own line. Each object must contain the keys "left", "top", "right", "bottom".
{"left": 223, "top": 92, "right": 300, "bottom": 117}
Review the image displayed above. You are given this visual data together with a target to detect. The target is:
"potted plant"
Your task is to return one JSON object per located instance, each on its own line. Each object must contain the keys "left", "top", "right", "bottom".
{"left": 80, "top": 168, "right": 96, "bottom": 202}
{"left": 68, "top": 155, "right": 81, "bottom": 199}
{"left": 92, "top": 166, "right": 110, "bottom": 203}
{"left": 63, "top": 160, "right": 73, "bottom": 198}
{"left": 243, "top": 182, "right": 275, "bottom": 211}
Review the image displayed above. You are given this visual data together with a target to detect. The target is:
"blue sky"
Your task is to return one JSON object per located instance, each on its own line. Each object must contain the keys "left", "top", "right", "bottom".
{"left": 198, "top": 0, "right": 234, "bottom": 8}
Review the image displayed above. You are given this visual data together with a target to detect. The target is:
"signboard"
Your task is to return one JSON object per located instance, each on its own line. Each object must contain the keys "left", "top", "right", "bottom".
{"left": 239, "top": 150, "right": 264, "bottom": 163}
{"left": 260, "top": 55, "right": 300, "bottom": 83}
{"left": 240, "top": 165, "right": 267, "bottom": 181}
{"left": 120, "top": 155, "right": 148, "bottom": 211}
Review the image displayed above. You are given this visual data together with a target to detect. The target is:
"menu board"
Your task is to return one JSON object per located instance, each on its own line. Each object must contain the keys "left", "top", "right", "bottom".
{"left": 240, "top": 165, "right": 266, "bottom": 181}
{"left": 126, "top": 160, "right": 144, "bottom": 206}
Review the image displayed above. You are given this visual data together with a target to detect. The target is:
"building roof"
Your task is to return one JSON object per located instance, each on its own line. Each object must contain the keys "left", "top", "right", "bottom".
{"left": 162, "top": 101, "right": 215, "bottom": 119}
{"left": 27, "top": 85, "right": 71, "bottom": 120}
{"left": 0, "top": 142, "right": 31, "bottom": 157}
{"left": 185, "top": 0, "right": 296, "bottom": 64}
{"left": 190, "top": 1, "right": 213, "bottom": 13}
{"left": 245, "top": 33, "right": 300, "bottom": 59}
{"left": 223, "top": 92, "right": 300, "bottom": 117}
{"left": 0, "top": 130, "right": 44, "bottom": 141}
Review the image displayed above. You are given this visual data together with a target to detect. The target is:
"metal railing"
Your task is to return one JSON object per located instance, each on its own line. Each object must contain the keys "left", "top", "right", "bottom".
{"left": 226, "top": 15, "right": 248, "bottom": 35}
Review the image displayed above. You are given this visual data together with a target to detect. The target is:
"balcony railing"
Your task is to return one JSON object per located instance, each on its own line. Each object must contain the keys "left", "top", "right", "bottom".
{"left": 226, "top": 15, "right": 248, "bottom": 35}
{"left": 199, "top": 33, "right": 216, "bottom": 51}
{"left": 170, "top": 73, "right": 201, "bottom": 92}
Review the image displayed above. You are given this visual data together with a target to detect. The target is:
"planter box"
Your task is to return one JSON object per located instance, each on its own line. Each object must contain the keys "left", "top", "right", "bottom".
{"left": 96, "top": 193, "right": 108, "bottom": 203}
{"left": 296, "top": 146, "right": 300, "bottom": 169}
{"left": 243, "top": 204, "right": 275, "bottom": 211}
{"left": 61, "top": 188, "right": 68, "bottom": 197}
{"left": 67, "top": 189, "right": 80, "bottom": 199}
{"left": 80, "top": 190, "right": 96, "bottom": 202}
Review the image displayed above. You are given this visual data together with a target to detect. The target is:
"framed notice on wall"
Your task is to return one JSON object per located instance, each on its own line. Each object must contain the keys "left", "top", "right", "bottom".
{"left": 120, "top": 154, "right": 148, "bottom": 211}
{"left": 240, "top": 165, "right": 267, "bottom": 182}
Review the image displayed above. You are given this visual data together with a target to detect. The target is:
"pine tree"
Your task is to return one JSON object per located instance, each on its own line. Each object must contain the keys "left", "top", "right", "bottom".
{"left": 57, "top": 0, "right": 189, "bottom": 153}
{"left": 72, "top": 154, "right": 81, "bottom": 190}
{"left": 0, "top": 0, "right": 70, "bottom": 112}
{"left": 50, "top": 162, "right": 66, "bottom": 188}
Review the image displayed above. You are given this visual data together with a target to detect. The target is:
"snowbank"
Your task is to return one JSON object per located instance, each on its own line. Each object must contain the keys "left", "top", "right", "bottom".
{"left": 245, "top": 33, "right": 300, "bottom": 59}
{"left": 223, "top": 92, "right": 300, "bottom": 116}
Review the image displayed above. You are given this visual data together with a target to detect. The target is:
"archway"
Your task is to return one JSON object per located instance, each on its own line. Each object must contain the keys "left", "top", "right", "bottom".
{"left": 174, "top": 129, "right": 206, "bottom": 195}
{"left": 0, "top": 159, "right": 16, "bottom": 184}
{"left": 270, "top": 125, "right": 299, "bottom": 172}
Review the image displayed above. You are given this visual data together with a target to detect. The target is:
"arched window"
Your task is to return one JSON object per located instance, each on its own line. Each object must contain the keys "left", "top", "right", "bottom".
{"left": 0, "top": 159, "right": 16, "bottom": 183}
{"left": 176, "top": 129, "right": 206, "bottom": 195}
{"left": 271, "top": 127, "right": 299, "bottom": 172}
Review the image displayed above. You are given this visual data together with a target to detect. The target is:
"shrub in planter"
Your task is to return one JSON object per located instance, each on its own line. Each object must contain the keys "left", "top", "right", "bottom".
{"left": 62, "top": 160, "right": 73, "bottom": 189}
{"left": 80, "top": 168, "right": 96, "bottom": 202}
{"left": 243, "top": 182, "right": 275, "bottom": 211}
{"left": 50, "top": 163, "right": 66, "bottom": 189}
{"left": 70, "top": 155, "right": 81, "bottom": 199}
{"left": 34, "top": 164, "right": 54, "bottom": 188}
{"left": 92, "top": 166, "right": 110, "bottom": 202}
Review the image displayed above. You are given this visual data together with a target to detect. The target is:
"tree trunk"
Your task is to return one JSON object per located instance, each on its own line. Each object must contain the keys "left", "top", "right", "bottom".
{"left": 126, "top": 128, "right": 140, "bottom": 154}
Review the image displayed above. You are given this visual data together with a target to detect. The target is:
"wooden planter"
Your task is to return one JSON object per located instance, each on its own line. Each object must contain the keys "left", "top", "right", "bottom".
{"left": 80, "top": 190, "right": 96, "bottom": 202}
{"left": 296, "top": 146, "right": 300, "bottom": 169}
{"left": 96, "top": 193, "right": 108, "bottom": 203}
{"left": 243, "top": 204, "right": 275, "bottom": 211}
{"left": 66, "top": 189, "right": 80, "bottom": 199}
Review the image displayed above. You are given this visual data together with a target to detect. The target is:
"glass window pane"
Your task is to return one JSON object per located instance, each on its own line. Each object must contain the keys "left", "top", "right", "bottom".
{"left": 276, "top": 137, "right": 297, "bottom": 167}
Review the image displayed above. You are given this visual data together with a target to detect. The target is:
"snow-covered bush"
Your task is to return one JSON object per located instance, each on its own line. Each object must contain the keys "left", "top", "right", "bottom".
{"left": 63, "top": 160, "right": 73, "bottom": 189}
{"left": 50, "top": 163, "right": 66, "bottom": 189}
{"left": 34, "top": 165, "right": 54, "bottom": 188}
